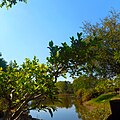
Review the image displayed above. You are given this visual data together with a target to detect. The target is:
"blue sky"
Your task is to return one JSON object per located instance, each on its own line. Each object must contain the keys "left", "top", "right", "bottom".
{"left": 0, "top": 0, "right": 120, "bottom": 65}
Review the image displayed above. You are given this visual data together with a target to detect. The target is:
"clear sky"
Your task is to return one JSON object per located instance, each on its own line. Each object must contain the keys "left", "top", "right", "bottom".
{"left": 0, "top": 0, "right": 120, "bottom": 65}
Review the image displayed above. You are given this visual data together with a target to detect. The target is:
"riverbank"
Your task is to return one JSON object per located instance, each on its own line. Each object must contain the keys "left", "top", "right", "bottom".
{"left": 0, "top": 93, "right": 119, "bottom": 120}
{"left": 84, "top": 92, "right": 120, "bottom": 109}
{"left": 79, "top": 92, "right": 120, "bottom": 120}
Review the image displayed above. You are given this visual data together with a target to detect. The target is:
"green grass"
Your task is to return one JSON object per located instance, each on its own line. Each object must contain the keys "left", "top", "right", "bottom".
{"left": 95, "top": 93, "right": 118, "bottom": 103}
{"left": 87, "top": 92, "right": 119, "bottom": 105}
{"left": 82, "top": 92, "right": 120, "bottom": 119}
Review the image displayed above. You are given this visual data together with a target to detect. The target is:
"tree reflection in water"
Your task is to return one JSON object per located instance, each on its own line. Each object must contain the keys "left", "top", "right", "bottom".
{"left": 57, "top": 95, "right": 111, "bottom": 120}
{"left": 31, "top": 95, "right": 111, "bottom": 120}
{"left": 74, "top": 99, "right": 111, "bottom": 120}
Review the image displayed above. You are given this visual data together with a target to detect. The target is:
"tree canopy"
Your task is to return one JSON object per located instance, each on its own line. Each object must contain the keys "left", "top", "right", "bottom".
{"left": 81, "top": 10, "right": 120, "bottom": 78}
{"left": 0, "top": 52, "right": 7, "bottom": 71}
{"left": 56, "top": 81, "right": 73, "bottom": 94}
{"left": 47, "top": 10, "right": 120, "bottom": 79}
{"left": 0, "top": 57, "right": 57, "bottom": 120}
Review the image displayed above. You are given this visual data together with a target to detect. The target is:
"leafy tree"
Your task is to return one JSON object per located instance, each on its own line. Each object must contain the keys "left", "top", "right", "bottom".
{"left": 56, "top": 81, "right": 73, "bottom": 94}
{"left": 0, "top": 56, "right": 57, "bottom": 120}
{"left": 81, "top": 10, "right": 120, "bottom": 78}
{"left": 47, "top": 41, "right": 70, "bottom": 82}
{"left": 47, "top": 10, "right": 120, "bottom": 79}
{"left": 47, "top": 33, "right": 88, "bottom": 80}
{"left": 95, "top": 79, "right": 115, "bottom": 94}
{"left": 0, "top": 52, "right": 7, "bottom": 71}
{"left": 0, "top": 0, "right": 27, "bottom": 8}
{"left": 73, "top": 75, "right": 97, "bottom": 92}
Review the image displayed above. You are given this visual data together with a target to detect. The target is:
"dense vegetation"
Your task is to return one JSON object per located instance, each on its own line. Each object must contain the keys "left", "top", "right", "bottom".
{"left": 0, "top": 57, "right": 58, "bottom": 120}
{"left": 47, "top": 10, "right": 120, "bottom": 101}
{"left": 0, "top": 53, "right": 7, "bottom": 71}
{"left": 47, "top": 10, "right": 120, "bottom": 79}
{"left": 0, "top": 5, "right": 120, "bottom": 119}
{"left": 56, "top": 81, "right": 73, "bottom": 94}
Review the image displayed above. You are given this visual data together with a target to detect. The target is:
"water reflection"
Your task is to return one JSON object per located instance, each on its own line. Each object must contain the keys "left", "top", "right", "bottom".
{"left": 55, "top": 94, "right": 73, "bottom": 108}
{"left": 30, "top": 95, "right": 81, "bottom": 120}
{"left": 30, "top": 95, "right": 110, "bottom": 120}
{"left": 30, "top": 105, "right": 81, "bottom": 120}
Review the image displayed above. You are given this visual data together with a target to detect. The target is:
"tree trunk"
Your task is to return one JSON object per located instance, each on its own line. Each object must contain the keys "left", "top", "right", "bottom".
{"left": 3, "top": 110, "right": 24, "bottom": 120}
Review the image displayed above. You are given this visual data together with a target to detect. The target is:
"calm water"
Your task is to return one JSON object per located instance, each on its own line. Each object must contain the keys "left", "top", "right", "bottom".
{"left": 30, "top": 105, "right": 81, "bottom": 120}
{"left": 30, "top": 95, "right": 82, "bottom": 120}
{"left": 29, "top": 95, "right": 110, "bottom": 120}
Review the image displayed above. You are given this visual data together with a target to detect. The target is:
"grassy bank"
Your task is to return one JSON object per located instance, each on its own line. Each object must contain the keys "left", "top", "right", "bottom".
{"left": 80, "top": 92, "right": 120, "bottom": 120}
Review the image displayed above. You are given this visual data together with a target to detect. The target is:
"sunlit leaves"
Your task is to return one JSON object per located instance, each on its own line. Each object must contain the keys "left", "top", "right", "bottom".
{"left": 47, "top": 10, "right": 120, "bottom": 79}
{"left": 114, "top": 51, "right": 120, "bottom": 63}
{"left": 0, "top": 56, "right": 57, "bottom": 119}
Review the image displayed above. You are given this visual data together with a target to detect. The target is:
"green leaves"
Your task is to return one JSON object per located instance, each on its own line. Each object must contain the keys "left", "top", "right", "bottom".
{"left": 49, "top": 40, "right": 54, "bottom": 47}
{"left": 0, "top": 56, "right": 58, "bottom": 119}
{"left": 47, "top": 10, "right": 120, "bottom": 79}
{"left": 114, "top": 51, "right": 120, "bottom": 63}
{"left": 0, "top": 53, "right": 7, "bottom": 71}
{"left": 0, "top": 0, "right": 27, "bottom": 8}
{"left": 77, "top": 32, "right": 82, "bottom": 40}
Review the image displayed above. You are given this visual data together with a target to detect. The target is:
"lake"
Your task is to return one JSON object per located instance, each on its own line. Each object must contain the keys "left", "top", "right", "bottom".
{"left": 30, "top": 105, "right": 81, "bottom": 120}
{"left": 30, "top": 95, "right": 82, "bottom": 120}
{"left": 29, "top": 95, "right": 110, "bottom": 120}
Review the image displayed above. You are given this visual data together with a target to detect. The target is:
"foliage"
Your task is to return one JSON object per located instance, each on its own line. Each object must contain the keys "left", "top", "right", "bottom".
{"left": 73, "top": 75, "right": 120, "bottom": 101}
{"left": 114, "top": 74, "right": 120, "bottom": 87}
{"left": 73, "top": 75, "right": 99, "bottom": 101}
{"left": 0, "top": 56, "right": 57, "bottom": 120}
{"left": 47, "top": 33, "right": 90, "bottom": 78}
{"left": 81, "top": 10, "right": 120, "bottom": 78}
{"left": 0, "top": 0, "right": 27, "bottom": 8}
{"left": 73, "top": 75, "right": 97, "bottom": 92}
{"left": 79, "top": 92, "right": 120, "bottom": 120}
{"left": 47, "top": 41, "right": 70, "bottom": 82}
{"left": 75, "top": 88, "right": 97, "bottom": 102}
{"left": 95, "top": 79, "right": 116, "bottom": 94}
{"left": 47, "top": 10, "right": 120, "bottom": 106}
{"left": 114, "top": 51, "right": 120, "bottom": 63}
{"left": 78, "top": 104, "right": 111, "bottom": 120}
{"left": 47, "top": 10, "right": 120, "bottom": 79}
{"left": 56, "top": 81, "right": 73, "bottom": 94}
{"left": 74, "top": 99, "right": 111, "bottom": 120}
{"left": 87, "top": 104, "right": 110, "bottom": 120}
{"left": 0, "top": 52, "right": 7, "bottom": 71}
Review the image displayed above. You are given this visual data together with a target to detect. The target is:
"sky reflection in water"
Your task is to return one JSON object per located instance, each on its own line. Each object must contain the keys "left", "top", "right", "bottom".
{"left": 30, "top": 104, "right": 81, "bottom": 120}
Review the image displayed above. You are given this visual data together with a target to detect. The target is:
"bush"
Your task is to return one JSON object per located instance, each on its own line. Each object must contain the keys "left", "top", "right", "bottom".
{"left": 76, "top": 88, "right": 98, "bottom": 102}
{"left": 95, "top": 79, "right": 115, "bottom": 94}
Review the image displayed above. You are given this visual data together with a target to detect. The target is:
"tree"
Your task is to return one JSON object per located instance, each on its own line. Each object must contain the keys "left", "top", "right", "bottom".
{"left": 0, "top": 0, "right": 27, "bottom": 8}
{"left": 0, "top": 56, "right": 57, "bottom": 120}
{"left": 47, "top": 10, "right": 120, "bottom": 79}
{"left": 47, "top": 33, "right": 88, "bottom": 80}
{"left": 81, "top": 10, "right": 120, "bottom": 78}
{"left": 0, "top": 52, "right": 7, "bottom": 71}
{"left": 73, "top": 75, "right": 97, "bottom": 92}
{"left": 47, "top": 41, "right": 70, "bottom": 82}
{"left": 56, "top": 81, "right": 73, "bottom": 94}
